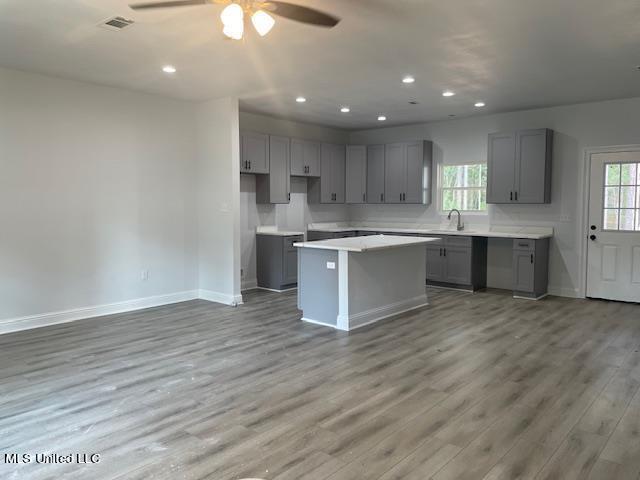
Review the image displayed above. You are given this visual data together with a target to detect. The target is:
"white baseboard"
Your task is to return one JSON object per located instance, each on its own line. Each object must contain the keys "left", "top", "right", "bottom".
{"left": 347, "top": 294, "right": 429, "bottom": 331}
{"left": 0, "top": 288, "right": 244, "bottom": 335}
{"left": 548, "top": 286, "right": 581, "bottom": 298}
{"left": 197, "top": 289, "right": 244, "bottom": 306}
{"left": 0, "top": 290, "right": 199, "bottom": 335}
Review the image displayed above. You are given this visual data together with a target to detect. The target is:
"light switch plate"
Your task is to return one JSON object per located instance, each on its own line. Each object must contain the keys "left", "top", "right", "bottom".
{"left": 326, "top": 261, "right": 336, "bottom": 270}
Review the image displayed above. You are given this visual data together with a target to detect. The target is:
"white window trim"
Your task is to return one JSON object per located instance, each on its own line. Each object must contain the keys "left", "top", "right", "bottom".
{"left": 438, "top": 162, "right": 489, "bottom": 215}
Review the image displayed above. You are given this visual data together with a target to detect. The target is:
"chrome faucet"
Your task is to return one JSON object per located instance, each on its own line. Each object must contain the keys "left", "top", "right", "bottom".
{"left": 447, "top": 209, "right": 464, "bottom": 231}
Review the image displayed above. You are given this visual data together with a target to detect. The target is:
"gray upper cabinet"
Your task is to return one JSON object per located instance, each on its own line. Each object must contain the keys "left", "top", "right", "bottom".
{"left": 240, "top": 131, "right": 269, "bottom": 174}
{"left": 308, "top": 143, "right": 345, "bottom": 204}
{"left": 487, "top": 128, "right": 553, "bottom": 204}
{"left": 384, "top": 143, "right": 405, "bottom": 203}
{"left": 384, "top": 141, "right": 432, "bottom": 204}
{"left": 346, "top": 145, "right": 367, "bottom": 204}
{"left": 367, "top": 145, "right": 385, "bottom": 204}
{"left": 256, "top": 135, "right": 290, "bottom": 204}
{"left": 290, "top": 139, "right": 320, "bottom": 177}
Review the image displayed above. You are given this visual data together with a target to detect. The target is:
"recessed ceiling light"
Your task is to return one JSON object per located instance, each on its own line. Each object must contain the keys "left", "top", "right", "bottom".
{"left": 402, "top": 76, "right": 415, "bottom": 84}
{"left": 295, "top": 96, "right": 306, "bottom": 103}
{"left": 409, "top": 101, "right": 419, "bottom": 105}
{"left": 442, "top": 90, "right": 455, "bottom": 97}
{"left": 377, "top": 115, "right": 387, "bottom": 121}
{"left": 162, "top": 65, "right": 176, "bottom": 74}
{"left": 340, "top": 106, "right": 350, "bottom": 113}
{"left": 448, "top": 114, "right": 456, "bottom": 117}
{"left": 474, "top": 102, "right": 485, "bottom": 107}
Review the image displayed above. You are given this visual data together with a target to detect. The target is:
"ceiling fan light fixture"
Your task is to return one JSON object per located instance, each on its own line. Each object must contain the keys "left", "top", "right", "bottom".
{"left": 251, "top": 10, "right": 275, "bottom": 36}
{"left": 221, "top": 3, "right": 244, "bottom": 39}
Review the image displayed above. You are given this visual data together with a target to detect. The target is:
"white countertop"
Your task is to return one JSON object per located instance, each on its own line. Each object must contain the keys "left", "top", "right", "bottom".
{"left": 306, "top": 223, "right": 553, "bottom": 240}
{"left": 294, "top": 235, "right": 440, "bottom": 252}
{"left": 256, "top": 226, "right": 304, "bottom": 237}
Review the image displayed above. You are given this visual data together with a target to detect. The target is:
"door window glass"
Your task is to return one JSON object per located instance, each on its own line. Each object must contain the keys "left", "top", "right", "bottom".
{"left": 603, "top": 162, "right": 640, "bottom": 231}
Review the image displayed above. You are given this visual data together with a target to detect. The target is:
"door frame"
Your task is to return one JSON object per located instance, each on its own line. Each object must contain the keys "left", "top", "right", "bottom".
{"left": 580, "top": 144, "right": 640, "bottom": 299}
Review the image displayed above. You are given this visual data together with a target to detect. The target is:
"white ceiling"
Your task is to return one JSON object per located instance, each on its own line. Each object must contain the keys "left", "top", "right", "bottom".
{"left": 1, "top": 0, "right": 639, "bottom": 129}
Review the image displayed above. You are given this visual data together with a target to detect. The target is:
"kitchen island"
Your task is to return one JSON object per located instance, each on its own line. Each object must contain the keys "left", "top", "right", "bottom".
{"left": 295, "top": 235, "right": 439, "bottom": 331}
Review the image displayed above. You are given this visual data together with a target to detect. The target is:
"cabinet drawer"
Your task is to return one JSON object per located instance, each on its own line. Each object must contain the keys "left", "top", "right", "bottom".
{"left": 513, "top": 239, "right": 535, "bottom": 251}
{"left": 284, "top": 236, "right": 303, "bottom": 249}
{"left": 446, "top": 236, "right": 472, "bottom": 247}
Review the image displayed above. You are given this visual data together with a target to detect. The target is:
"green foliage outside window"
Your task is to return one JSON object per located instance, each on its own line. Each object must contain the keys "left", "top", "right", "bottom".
{"left": 441, "top": 164, "right": 487, "bottom": 212}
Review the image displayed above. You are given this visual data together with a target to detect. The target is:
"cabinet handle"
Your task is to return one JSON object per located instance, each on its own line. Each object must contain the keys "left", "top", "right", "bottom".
{"left": 288, "top": 193, "right": 290, "bottom": 201}
{"left": 530, "top": 254, "right": 534, "bottom": 264}
{"left": 363, "top": 193, "right": 366, "bottom": 202}
{"left": 248, "top": 160, "right": 251, "bottom": 170}
{"left": 515, "top": 191, "right": 518, "bottom": 201}
{"left": 380, "top": 193, "right": 383, "bottom": 202}
{"left": 439, "top": 247, "right": 442, "bottom": 256}
{"left": 510, "top": 191, "right": 513, "bottom": 201}
{"left": 443, "top": 248, "right": 446, "bottom": 257}
{"left": 244, "top": 160, "right": 248, "bottom": 169}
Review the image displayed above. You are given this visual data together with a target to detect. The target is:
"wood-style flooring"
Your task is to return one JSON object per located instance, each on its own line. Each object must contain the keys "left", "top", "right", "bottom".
{"left": 2, "top": 288, "right": 640, "bottom": 480}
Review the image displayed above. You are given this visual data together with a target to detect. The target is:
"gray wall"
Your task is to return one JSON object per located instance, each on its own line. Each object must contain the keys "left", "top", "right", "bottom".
{"left": 349, "top": 96, "right": 640, "bottom": 297}
{"left": 0, "top": 67, "right": 199, "bottom": 320}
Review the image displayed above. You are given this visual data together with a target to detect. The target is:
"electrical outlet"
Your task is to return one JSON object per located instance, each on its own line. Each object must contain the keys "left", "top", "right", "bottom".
{"left": 326, "top": 262, "right": 336, "bottom": 270}
{"left": 141, "top": 269, "right": 149, "bottom": 281}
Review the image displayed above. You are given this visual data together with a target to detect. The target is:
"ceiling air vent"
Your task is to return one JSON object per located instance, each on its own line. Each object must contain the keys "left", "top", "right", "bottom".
{"left": 99, "top": 16, "right": 135, "bottom": 31}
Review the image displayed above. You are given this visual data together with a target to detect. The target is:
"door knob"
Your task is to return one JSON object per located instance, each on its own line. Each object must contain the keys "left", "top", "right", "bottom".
{"left": 590, "top": 234, "right": 597, "bottom": 241}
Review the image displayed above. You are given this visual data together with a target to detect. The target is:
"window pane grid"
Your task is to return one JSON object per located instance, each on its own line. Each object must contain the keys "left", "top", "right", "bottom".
{"left": 603, "top": 162, "right": 640, "bottom": 232}
{"left": 441, "top": 164, "right": 487, "bottom": 212}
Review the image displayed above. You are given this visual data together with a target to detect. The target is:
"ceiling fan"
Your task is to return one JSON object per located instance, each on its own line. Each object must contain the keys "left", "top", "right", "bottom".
{"left": 129, "top": 0, "right": 341, "bottom": 40}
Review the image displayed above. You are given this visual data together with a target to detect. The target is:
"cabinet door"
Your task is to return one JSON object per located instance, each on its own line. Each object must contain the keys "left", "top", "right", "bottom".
{"left": 384, "top": 143, "right": 405, "bottom": 203}
{"left": 332, "top": 144, "right": 346, "bottom": 203}
{"left": 305, "top": 141, "right": 321, "bottom": 177}
{"left": 268, "top": 135, "right": 290, "bottom": 204}
{"left": 404, "top": 141, "right": 424, "bottom": 203}
{"left": 513, "top": 250, "right": 535, "bottom": 293}
{"left": 241, "top": 132, "right": 269, "bottom": 174}
{"left": 444, "top": 247, "right": 472, "bottom": 285}
{"left": 346, "top": 145, "right": 367, "bottom": 203}
{"left": 290, "top": 138, "right": 305, "bottom": 176}
{"left": 282, "top": 237, "right": 300, "bottom": 286}
{"left": 367, "top": 145, "right": 385, "bottom": 203}
{"left": 426, "top": 246, "right": 445, "bottom": 282}
{"left": 487, "top": 132, "right": 516, "bottom": 203}
{"left": 320, "top": 143, "right": 334, "bottom": 203}
{"left": 515, "top": 129, "right": 550, "bottom": 203}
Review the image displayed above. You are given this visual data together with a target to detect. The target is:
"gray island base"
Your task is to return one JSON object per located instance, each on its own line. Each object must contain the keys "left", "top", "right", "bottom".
{"left": 295, "top": 235, "right": 440, "bottom": 331}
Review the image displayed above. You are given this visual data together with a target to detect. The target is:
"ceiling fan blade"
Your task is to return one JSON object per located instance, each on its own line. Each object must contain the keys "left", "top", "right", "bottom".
{"left": 263, "top": 1, "right": 340, "bottom": 27}
{"left": 129, "top": 0, "right": 211, "bottom": 10}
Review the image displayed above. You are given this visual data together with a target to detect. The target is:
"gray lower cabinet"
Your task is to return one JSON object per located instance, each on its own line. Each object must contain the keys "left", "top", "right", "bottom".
{"left": 383, "top": 141, "right": 433, "bottom": 205}
{"left": 512, "top": 238, "right": 550, "bottom": 298}
{"left": 256, "top": 234, "right": 303, "bottom": 290}
{"left": 426, "top": 236, "right": 487, "bottom": 291}
{"left": 290, "top": 139, "right": 320, "bottom": 177}
{"left": 367, "top": 145, "right": 385, "bottom": 203}
{"left": 308, "top": 143, "right": 345, "bottom": 203}
{"left": 240, "top": 131, "right": 269, "bottom": 174}
{"left": 346, "top": 145, "right": 367, "bottom": 203}
{"left": 487, "top": 128, "right": 553, "bottom": 204}
{"left": 256, "top": 135, "right": 290, "bottom": 204}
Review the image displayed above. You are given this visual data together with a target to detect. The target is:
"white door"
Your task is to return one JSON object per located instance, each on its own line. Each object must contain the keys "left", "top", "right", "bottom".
{"left": 586, "top": 151, "right": 640, "bottom": 302}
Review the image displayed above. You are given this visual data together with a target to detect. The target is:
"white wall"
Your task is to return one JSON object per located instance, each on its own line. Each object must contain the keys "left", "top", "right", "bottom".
{"left": 239, "top": 112, "right": 350, "bottom": 288}
{"left": 197, "top": 98, "right": 242, "bottom": 304}
{"left": 349, "top": 97, "right": 640, "bottom": 297}
{"left": 0, "top": 67, "right": 199, "bottom": 321}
